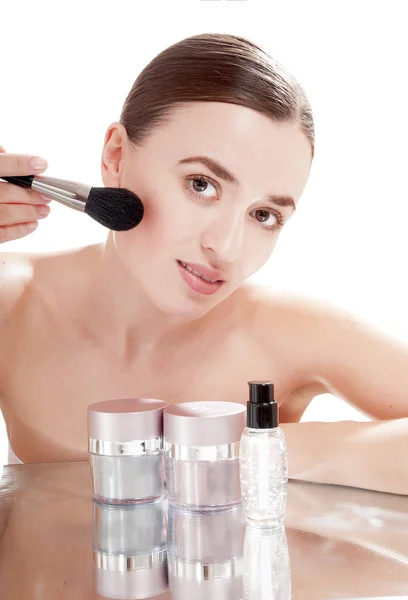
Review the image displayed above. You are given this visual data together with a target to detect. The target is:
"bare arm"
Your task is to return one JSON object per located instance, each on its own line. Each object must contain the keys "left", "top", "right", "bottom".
{"left": 282, "top": 418, "right": 408, "bottom": 494}
{"left": 258, "top": 293, "right": 408, "bottom": 494}
{"left": 0, "top": 252, "right": 30, "bottom": 406}
{"left": 0, "top": 255, "right": 8, "bottom": 407}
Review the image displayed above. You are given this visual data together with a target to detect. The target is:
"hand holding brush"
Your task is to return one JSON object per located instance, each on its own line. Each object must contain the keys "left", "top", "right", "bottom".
{"left": 0, "top": 148, "right": 144, "bottom": 243}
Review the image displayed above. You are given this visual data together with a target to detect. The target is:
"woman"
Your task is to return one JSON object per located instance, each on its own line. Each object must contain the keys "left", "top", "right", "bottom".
{"left": 1, "top": 33, "right": 408, "bottom": 493}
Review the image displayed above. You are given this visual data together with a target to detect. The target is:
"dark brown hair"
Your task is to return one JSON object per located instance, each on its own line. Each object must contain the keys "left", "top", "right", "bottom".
{"left": 120, "top": 33, "right": 315, "bottom": 159}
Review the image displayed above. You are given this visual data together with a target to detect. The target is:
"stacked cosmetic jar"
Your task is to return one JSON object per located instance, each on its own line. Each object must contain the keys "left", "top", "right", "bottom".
{"left": 163, "top": 401, "right": 246, "bottom": 510}
{"left": 92, "top": 497, "right": 168, "bottom": 599}
{"left": 88, "top": 398, "right": 167, "bottom": 504}
{"left": 167, "top": 502, "right": 245, "bottom": 599}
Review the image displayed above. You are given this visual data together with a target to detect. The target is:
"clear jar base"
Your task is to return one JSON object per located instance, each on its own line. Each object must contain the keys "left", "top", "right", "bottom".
{"left": 93, "top": 491, "right": 167, "bottom": 506}
{"left": 168, "top": 497, "right": 242, "bottom": 513}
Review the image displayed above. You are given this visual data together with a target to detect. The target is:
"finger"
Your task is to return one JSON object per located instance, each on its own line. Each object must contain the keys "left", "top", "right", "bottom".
{"left": 0, "top": 146, "right": 6, "bottom": 153}
{"left": 0, "top": 183, "right": 52, "bottom": 206}
{"left": 0, "top": 203, "right": 50, "bottom": 227}
{"left": 0, "top": 221, "right": 38, "bottom": 244}
{"left": 0, "top": 153, "right": 48, "bottom": 176}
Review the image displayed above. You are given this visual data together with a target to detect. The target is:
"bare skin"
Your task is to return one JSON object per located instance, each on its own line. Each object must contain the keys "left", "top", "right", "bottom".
{"left": 0, "top": 245, "right": 322, "bottom": 464}
{"left": 2, "top": 103, "right": 408, "bottom": 494}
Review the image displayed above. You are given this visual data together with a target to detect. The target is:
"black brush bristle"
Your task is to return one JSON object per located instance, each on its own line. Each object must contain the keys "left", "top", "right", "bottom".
{"left": 85, "top": 187, "right": 144, "bottom": 231}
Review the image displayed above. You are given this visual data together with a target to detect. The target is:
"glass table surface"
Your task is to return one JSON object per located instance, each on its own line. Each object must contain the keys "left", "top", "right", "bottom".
{"left": 0, "top": 461, "right": 407, "bottom": 599}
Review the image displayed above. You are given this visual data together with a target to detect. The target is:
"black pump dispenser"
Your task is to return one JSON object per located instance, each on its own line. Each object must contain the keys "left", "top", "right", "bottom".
{"left": 246, "top": 381, "right": 278, "bottom": 429}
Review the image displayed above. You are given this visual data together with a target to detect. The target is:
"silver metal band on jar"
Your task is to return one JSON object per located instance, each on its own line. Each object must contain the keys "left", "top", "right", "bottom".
{"left": 163, "top": 440, "right": 240, "bottom": 461}
{"left": 89, "top": 437, "right": 163, "bottom": 456}
{"left": 168, "top": 557, "right": 243, "bottom": 580}
{"left": 94, "top": 548, "right": 167, "bottom": 572}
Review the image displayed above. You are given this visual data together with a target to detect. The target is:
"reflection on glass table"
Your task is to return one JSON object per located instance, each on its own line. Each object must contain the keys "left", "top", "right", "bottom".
{"left": 93, "top": 498, "right": 168, "bottom": 598}
{"left": 167, "top": 503, "right": 245, "bottom": 599}
{"left": 1, "top": 462, "right": 408, "bottom": 599}
{"left": 244, "top": 523, "right": 290, "bottom": 600}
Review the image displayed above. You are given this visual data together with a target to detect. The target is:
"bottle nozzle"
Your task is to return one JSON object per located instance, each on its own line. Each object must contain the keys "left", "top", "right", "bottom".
{"left": 247, "top": 381, "right": 278, "bottom": 429}
{"left": 248, "top": 381, "right": 274, "bottom": 404}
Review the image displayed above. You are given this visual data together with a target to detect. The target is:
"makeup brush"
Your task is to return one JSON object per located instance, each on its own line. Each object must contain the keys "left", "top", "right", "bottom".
{"left": 0, "top": 174, "right": 144, "bottom": 231}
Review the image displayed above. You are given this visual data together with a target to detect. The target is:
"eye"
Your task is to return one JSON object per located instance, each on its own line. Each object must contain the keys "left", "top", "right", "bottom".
{"left": 184, "top": 176, "right": 286, "bottom": 233}
{"left": 185, "top": 176, "right": 218, "bottom": 203}
{"left": 250, "top": 208, "right": 285, "bottom": 233}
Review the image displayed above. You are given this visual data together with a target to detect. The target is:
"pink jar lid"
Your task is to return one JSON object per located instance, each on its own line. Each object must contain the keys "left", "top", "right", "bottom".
{"left": 88, "top": 398, "right": 167, "bottom": 442}
{"left": 164, "top": 401, "right": 246, "bottom": 447}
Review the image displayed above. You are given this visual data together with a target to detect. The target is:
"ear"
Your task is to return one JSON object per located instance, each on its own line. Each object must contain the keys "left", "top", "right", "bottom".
{"left": 100, "top": 122, "right": 128, "bottom": 187}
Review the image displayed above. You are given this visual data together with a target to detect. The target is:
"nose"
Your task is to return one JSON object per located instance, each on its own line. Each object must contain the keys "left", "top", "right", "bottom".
{"left": 201, "top": 210, "right": 245, "bottom": 263}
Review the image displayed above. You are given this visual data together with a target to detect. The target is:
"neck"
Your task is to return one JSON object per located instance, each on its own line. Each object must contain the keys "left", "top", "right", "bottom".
{"left": 79, "top": 233, "right": 203, "bottom": 361}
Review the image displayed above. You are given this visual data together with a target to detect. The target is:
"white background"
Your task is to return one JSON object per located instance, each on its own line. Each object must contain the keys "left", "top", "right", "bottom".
{"left": 2, "top": 0, "right": 407, "bottom": 464}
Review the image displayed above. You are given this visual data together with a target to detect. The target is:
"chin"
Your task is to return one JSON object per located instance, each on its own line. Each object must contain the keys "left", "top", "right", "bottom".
{"left": 151, "top": 291, "right": 222, "bottom": 321}
{"left": 158, "top": 300, "right": 214, "bottom": 321}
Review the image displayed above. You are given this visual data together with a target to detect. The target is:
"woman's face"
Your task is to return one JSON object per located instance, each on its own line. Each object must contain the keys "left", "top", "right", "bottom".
{"left": 101, "top": 102, "right": 312, "bottom": 319}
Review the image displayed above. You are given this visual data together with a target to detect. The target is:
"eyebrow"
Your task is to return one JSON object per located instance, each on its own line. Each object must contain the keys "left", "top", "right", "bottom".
{"left": 177, "top": 155, "right": 296, "bottom": 212}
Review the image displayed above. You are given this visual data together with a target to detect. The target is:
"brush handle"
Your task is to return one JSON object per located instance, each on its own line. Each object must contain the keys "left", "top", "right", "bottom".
{"left": 0, "top": 174, "right": 90, "bottom": 212}
{"left": 1, "top": 175, "right": 35, "bottom": 188}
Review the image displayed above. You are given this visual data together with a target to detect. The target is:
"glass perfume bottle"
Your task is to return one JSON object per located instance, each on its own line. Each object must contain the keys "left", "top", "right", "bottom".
{"left": 239, "top": 381, "right": 288, "bottom": 527}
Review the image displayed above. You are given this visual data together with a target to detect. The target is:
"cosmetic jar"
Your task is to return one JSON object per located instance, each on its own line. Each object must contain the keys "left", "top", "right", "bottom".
{"left": 164, "top": 401, "right": 246, "bottom": 510}
{"left": 88, "top": 398, "right": 167, "bottom": 504}
{"left": 93, "top": 497, "right": 168, "bottom": 599}
{"left": 167, "top": 503, "right": 245, "bottom": 599}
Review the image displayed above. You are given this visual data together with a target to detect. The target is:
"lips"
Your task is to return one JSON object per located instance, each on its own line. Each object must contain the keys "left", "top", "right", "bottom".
{"left": 177, "top": 260, "right": 224, "bottom": 283}
{"left": 177, "top": 260, "right": 225, "bottom": 296}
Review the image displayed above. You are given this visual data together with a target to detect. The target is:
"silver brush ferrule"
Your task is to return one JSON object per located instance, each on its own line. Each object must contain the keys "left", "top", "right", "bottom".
{"left": 31, "top": 175, "right": 92, "bottom": 212}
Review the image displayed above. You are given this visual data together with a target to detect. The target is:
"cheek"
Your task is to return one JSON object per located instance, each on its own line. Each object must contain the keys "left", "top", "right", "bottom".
{"left": 145, "top": 195, "right": 198, "bottom": 247}
{"left": 113, "top": 192, "right": 198, "bottom": 257}
{"left": 241, "top": 235, "right": 278, "bottom": 278}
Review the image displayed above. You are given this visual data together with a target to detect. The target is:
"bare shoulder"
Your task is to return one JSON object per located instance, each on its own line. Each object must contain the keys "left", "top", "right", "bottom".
{"left": 0, "top": 252, "right": 36, "bottom": 396}
{"left": 239, "top": 282, "right": 364, "bottom": 390}
{"left": 244, "top": 281, "right": 361, "bottom": 336}
{"left": 0, "top": 250, "right": 59, "bottom": 351}
{"left": 0, "top": 251, "right": 35, "bottom": 318}
{"left": 0, "top": 242, "right": 101, "bottom": 315}
{"left": 242, "top": 286, "right": 367, "bottom": 370}
{"left": 242, "top": 281, "right": 360, "bottom": 321}
{"left": 0, "top": 245, "right": 92, "bottom": 338}
{"left": 0, "top": 245, "right": 98, "bottom": 391}
{"left": 0, "top": 248, "right": 64, "bottom": 306}
{"left": 242, "top": 283, "right": 408, "bottom": 419}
